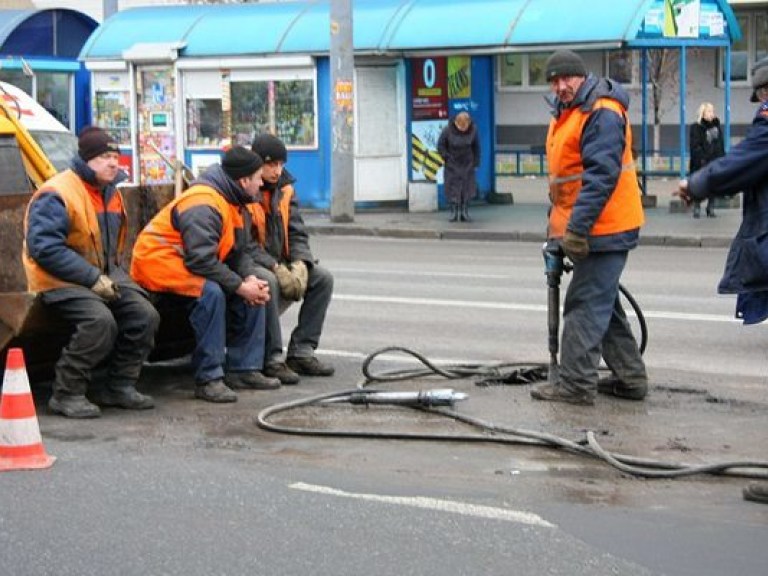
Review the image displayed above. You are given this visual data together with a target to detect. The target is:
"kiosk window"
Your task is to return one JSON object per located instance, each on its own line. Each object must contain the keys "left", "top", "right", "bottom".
{"left": 186, "top": 98, "right": 224, "bottom": 147}
{"left": 231, "top": 79, "right": 315, "bottom": 147}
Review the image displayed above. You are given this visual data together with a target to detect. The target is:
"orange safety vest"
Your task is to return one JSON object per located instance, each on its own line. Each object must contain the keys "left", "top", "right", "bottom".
{"left": 130, "top": 185, "right": 242, "bottom": 297}
{"left": 546, "top": 98, "right": 644, "bottom": 239}
{"left": 247, "top": 184, "right": 294, "bottom": 260}
{"left": 23, "top": 170, "right": 127, "bottom": 292}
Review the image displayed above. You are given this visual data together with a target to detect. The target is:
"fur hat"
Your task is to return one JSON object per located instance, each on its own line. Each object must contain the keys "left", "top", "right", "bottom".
{"left": 251, "top": 134, "right": 287, "bottom": 163}
{"left": 78, "top": 126, "right": 120, "bottom": 162}
{"left": 750, "top": 56, "right": 768, "bottom": 102}
{"left": 221, "top": 146, "right": 263, "bottom": 180}
{"left": 545, "top": 50, "right": 587, "bottom": 82}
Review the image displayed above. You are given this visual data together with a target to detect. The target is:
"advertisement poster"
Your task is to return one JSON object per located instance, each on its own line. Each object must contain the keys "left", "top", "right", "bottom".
{"left": 411, "top": 57, "right": 448, "bottom": 120}
{"left": 411, "top": 119, "right": 447, "bottom": 183}
{"left": 664, "top": 0, "right": 700, "bottom": 38}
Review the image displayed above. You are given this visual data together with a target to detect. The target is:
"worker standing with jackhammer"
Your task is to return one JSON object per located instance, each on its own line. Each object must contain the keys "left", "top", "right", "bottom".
{"left": 530, "top": 50, "right": 648, "bottom": 406}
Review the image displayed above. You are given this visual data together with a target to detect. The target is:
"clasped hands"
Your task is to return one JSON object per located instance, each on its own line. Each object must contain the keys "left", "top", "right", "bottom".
{"left": 237, "top": 275, "right": 271, "bottom": 307}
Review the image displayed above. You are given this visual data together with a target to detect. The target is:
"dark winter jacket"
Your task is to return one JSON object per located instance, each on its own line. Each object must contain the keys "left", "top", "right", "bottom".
{"left": 689, "top": 118, "right": 725, "bottom": 173}
{"left": 688, "top": 101, "right": 768, "bottom": 323}
{"left": 437, "top": 119, "right": 480, "bottom": 203}
{"left": 24, "top": 156, "right": 140, "bottom": 302}
{"left": 246, "top": 168, "right": 314, "bottom": 270}
{"left": 546, "top": 74, "right": 642, "bottom": 253}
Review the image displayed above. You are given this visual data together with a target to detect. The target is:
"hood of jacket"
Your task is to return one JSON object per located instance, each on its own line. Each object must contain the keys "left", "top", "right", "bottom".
{"left": 194, "top": 163, "right": 253, "bottom": 207}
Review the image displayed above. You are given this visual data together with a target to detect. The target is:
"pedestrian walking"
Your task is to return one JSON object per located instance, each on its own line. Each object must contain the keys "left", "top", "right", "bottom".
{"left": 529, "top": 50, "right": 647, "bottom": 406}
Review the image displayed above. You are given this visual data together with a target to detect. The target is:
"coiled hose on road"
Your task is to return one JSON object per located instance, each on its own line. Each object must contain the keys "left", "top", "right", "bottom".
{"left": 257, "top": 282, "right": 766, "bottom": 480}
{"left": 256, "top": 346, "right": 768, "bottom": 480}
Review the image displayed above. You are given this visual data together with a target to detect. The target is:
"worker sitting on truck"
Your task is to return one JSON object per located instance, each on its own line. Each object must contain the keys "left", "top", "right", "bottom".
{"left": 131, "top": 146, "right": 279, "bottom": 403}
{"left": 23, "top": 126, "right": 160, "bottom": 419}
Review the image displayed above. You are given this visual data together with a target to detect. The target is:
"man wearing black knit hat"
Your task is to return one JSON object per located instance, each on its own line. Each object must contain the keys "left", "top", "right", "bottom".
{"left": 530, "top": 50, "right": 647, "bottom": 406}
{"left": 23, "top": 126, "right": 160, "bottom": 418}
{"left": 246, "top": 133, "right": 335, "bottom": 383}
{"left": 132, "top": 146, "right": 280, "bottom": 403}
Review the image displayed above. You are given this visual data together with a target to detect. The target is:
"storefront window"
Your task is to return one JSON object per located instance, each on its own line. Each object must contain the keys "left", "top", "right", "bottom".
{"left": 94, "top": 91, "right": 131, "bottom": 146}
{"left": 499, "top": 54, "right": 522, "bottom": 87}
{"left": 497, "top": 52, "right": 552, "bottom": 88}
{"left": 187, "top": 98, "right": 224, "bottom": 147}
{"left": 36, "top": 73, "right": 71, "bottom": 129}
{"left": 231, "top": 79, "right": 315, "bottom": 147}
{"left": 0, "top": 70, "right": 32, "bottom": 95}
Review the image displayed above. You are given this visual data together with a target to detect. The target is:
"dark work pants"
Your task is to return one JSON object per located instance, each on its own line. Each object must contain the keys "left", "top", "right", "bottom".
{"left": 558, "top": 250, "right": 647, "bottom": 394}
{"left": 252, "top": 263, "right": 334, "bottom": 362}
{"left": 44, "top": 288, "right": 160, "bottom": 397}
{"left": 186, "top": 280, "right": 267, "bottom": 384}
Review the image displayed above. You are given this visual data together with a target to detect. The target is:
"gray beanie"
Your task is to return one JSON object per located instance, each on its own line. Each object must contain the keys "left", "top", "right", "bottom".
{"left": 750, "top": 56, "right": 768, "bottom": 102}
{"left": 545, "top": 50, "right": 587, "bottom": 82}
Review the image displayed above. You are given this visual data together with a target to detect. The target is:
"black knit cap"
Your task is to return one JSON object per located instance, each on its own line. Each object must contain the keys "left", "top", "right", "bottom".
{"left": 221, "top": 146, "right": 263, "bottom": 180}
{"left": 78, "top": 126, "right": 120, "bottom": 162}
{"left": 750, "top": 56, "right": 768, "bottom": 102}
{"left": 545, "top": 50, "right": 587, "bottom": 81}
{"left": 251, "top": 133, "right": 287, "bottom": 163}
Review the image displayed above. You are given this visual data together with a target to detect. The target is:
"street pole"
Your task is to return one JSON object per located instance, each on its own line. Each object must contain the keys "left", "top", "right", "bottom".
{"left": 329, "top": 0, "right": 355, "bottom": 222}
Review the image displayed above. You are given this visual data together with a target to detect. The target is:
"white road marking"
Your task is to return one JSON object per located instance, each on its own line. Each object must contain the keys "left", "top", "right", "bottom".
{"left": 289, "top": 482, "right": 556, "bottom": 528}
{"left": 333, "top": 294, "right": 738, "bottom": 323}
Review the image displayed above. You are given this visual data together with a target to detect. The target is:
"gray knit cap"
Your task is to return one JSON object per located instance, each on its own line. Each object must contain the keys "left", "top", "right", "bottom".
{"left": 750, "top": 56, "right": 768, "bottom": 102}
{"left": 545, "top": 50, "right": 587, "bottom": 81}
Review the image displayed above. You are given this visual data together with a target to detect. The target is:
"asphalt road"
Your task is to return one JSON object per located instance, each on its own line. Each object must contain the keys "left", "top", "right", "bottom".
{"left": 1, "top": 236, "right": 767, "bottom": 575}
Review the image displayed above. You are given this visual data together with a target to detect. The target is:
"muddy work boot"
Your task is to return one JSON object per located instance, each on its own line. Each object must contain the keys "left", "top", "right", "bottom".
{"left": 99, "top": 387, "right": 155, "bottom": 410}
{"left": 48, "top": 394, "right": 102, "bottom": 419}
{"left": 263, "top": 361, "right": 300, "bottom": 385}
{"left": 530, "top": 382, "right": 595, "bottom": 406}
{"left": 224, "top": 371, "right": 280, "bottom": 390}
{"left": 286, "top": 356, "right": 335, "bottom": 377}
{"left": 743, "top": 482, "right": 768, "bottom": 504}
{"left": 597, "top": 376, "right": 647, "bottom": 401}
{"left": 195, "top": 379, "right": 237, "bottom": 403}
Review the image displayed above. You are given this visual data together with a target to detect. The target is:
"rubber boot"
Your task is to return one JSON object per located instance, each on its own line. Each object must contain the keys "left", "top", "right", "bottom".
{"left": 460, "top": 202, "right": 471, "bottom": 222}
{"left": 449, "top": 203, "right": 459, "bottom": 222}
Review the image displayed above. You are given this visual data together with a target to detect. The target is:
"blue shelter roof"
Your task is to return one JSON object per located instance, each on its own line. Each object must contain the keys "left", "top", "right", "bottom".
{"left": 79, "top": 0, "right": 740, "bottom": 61}
{"left": 0, "top": 8, "right": 97, "bottom": 58}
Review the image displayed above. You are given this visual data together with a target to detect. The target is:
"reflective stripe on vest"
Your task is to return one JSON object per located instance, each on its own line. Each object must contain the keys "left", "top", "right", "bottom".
{"left": 130, "top": 185, "right": 238, "bottom": 297}
{"left": 546, "top": 98, "right": 644, "bottom": 238}
{"left": 22, "top": 169, "right": 127, "bottom": 292}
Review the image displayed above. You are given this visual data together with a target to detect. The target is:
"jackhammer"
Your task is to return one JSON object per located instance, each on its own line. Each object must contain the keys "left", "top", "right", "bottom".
{"left": 541, "top": 241, "right": 648, "bottom": 386}
{"left": 542, "top": 242, "right": 570, "bottom": 384}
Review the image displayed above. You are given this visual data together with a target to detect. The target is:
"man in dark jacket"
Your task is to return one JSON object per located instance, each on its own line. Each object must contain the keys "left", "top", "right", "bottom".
{"left": 529, "top": 50, "right": 647, "bottom": 406}
{"left": 247, "top": 134, "right": 334, "bottom": 384}
{"left": 131, "top": 147, "right": 278, "bottom": 403}
{"left": 23, "top": 126, "right": 160, "bottom": 418}
{"left": 677, "top": 55, "right": 768, "bottom": 505}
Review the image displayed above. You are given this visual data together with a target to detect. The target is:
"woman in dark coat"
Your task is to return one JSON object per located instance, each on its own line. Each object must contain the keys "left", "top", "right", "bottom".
{"left": 689, "top": 102, "right": 725, "bottom": 218}
{"left": 438, "top": 111, "right": 480, "bottom": 222}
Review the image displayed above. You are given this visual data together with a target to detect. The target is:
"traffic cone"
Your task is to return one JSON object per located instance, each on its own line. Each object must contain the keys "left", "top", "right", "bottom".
{"left": 0, "top": 348, "right": 55, "bottom": 471}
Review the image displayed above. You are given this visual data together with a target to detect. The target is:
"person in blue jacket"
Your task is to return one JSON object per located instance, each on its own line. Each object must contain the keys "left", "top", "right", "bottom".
{"left": 676, "top": 55, "right": 768, "bottom": 505}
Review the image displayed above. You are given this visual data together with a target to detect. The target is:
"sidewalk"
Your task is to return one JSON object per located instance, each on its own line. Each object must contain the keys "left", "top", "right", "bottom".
{"left": 305, "top": 177, "right": 741, "bottom": 248}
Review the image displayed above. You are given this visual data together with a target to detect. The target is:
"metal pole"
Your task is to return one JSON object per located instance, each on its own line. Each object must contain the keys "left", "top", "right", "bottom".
{"left": 329, "top": 0, "right": 355, "bottom": 222}
{"left": 679, "top": 46, "right": 687, "bottom": 179}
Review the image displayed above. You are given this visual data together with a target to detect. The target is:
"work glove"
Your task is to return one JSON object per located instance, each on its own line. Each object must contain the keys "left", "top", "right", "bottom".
{"left": 90, "top": 274, "right": 120, "bottom": 302}
{"left": 275, "top": 263, "right": 304, "bottom": 302}
{"left": 290, "top": 260, "right": 309, "bottom": 298}
{"left": 561, "top": 230, "right": 589, "bottom": 262}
